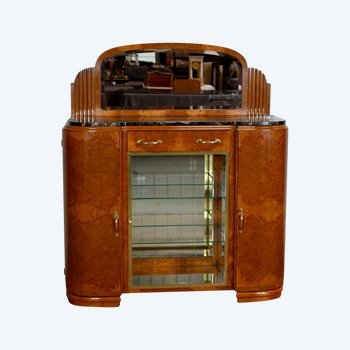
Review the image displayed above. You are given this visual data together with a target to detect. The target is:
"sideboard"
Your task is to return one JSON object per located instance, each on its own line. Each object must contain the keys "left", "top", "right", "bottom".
{"left": 63, "top": 43, "right": 287, "bottom": 307}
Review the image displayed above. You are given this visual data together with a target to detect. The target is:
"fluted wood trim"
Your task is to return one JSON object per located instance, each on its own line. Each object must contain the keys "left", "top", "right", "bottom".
{"left": 247, "top": 68, "right": 270, "bottom": 116}
{"left": 266, "top": 83, "right": 271, "bottom": 116}
{"left": 71, "top": 68, "right": 95, "bottom": 123}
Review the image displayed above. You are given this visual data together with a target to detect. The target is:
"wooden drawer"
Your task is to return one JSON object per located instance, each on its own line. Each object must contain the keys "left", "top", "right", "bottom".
{"left": 127, "top": 129, "right": 231, "bottom": 152}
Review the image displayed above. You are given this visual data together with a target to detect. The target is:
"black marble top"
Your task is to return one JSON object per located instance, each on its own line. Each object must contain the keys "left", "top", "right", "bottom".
{"left": 67, "top": 115, "right": 285, "bottom": 127}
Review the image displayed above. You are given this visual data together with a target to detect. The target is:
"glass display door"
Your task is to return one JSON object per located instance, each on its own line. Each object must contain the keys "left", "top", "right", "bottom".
{"left": 129, "top": 153, "right": 228, "bottom": 287}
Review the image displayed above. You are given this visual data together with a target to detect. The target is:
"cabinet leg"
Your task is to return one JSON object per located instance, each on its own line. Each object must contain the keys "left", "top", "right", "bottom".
{"left": 67, "top": 292, "right": 121, "bottom": 307}
{"left": 236, "top": 287, "right": 282, "bottom": 302}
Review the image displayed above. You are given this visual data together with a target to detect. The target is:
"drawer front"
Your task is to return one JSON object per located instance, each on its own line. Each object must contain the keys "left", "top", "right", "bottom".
{"left": 127, "top": 130, "right": 231, "bottom": 152}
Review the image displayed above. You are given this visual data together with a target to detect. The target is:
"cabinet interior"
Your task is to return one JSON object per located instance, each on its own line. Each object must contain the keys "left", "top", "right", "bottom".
{"left": 129, "top": 153, "right": 228, "bottom": 287}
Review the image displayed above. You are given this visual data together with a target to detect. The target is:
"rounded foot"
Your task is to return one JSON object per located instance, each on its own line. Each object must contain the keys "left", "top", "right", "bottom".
{"left": 67, "top": 292, "right": 121, "bottom": 307}
{"left": 236, "top": 287, "right": 282, "bottom": 302}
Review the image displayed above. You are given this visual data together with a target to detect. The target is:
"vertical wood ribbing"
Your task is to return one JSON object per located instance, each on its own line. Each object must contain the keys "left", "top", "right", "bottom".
{"left": 255, "top": 69, "right": 261, "bottom": 115}
{"left": 74, "top": 77, "right": 78, "bottom": 121}
{"left": 71, "top": 68, "right": 95, "bottom": 123}
{"left": 247, "top": 68, "right": 252, "bottom": 114}
{"left": 83, "top": 69, "right": 88, "bottom": 123}
{"left": 78, "top": 71, "right": 82, "bottom": 122}
{"left": 250, "top": 69, "right": 256, "bottom": 116}
{"left": 71, "top": 83, "right": 75, "bottom": 118}
{"left": 261, "top": 74, "right": 266, "bottom": 116}
{"left": 76, "top": 71, "right": 79, "bottom": 122}
{"left": 258, "top": 71, "right": 264, "bottom": 115}
{"left": 266, "top": 84, "right": 271, "bottom": 115}
{"left": 90, "top": 68, "right": 95, "bottom": 122}
{"left": 247, "top": 68, "right": 271, "bottom": 116}
{"left": 81, "top": 69, "right": 85, "bottom": 122}
{"left": 87, "top": 68, "right": 91, "bottom": 123}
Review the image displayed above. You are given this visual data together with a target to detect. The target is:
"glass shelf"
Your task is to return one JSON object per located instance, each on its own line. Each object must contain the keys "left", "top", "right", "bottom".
{"left": 132, "top": 240, "right": 224, "bottom": 247}
{"left": 132, "top": 195, "right": 226, "bottom": 200}
{"left": 132, "top": 223, "right": 216, "bottom": 228}
{"left": 132, "top": 172, "right": 214, "bottom": 185}
{"left": 132, "top": 240, "right": 225, "bottom": 257}
{"left": 133, "top": 198, "right": 226, "bottom": 214}
{"left": 132, "top": 174, "right": 224, "bottom": 186}
{"left": 131, "top": 213, "right": 225, "bottom": 239}
{"left": 134, "top": 252, "right": 209, "bottom": 258}
{"left": 132, "top": 272, "right": 225, "bottom": 286}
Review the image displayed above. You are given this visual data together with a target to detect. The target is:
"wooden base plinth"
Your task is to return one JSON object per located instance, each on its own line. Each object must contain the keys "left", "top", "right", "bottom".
{"left": 236, "top": 287, "right": 282, "bottom": 302}
{"left": 67, "top": 292, "right": 121, "bottom": 307}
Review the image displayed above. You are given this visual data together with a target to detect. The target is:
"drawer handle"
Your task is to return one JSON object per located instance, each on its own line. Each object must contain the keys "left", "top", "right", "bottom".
{"left": 136, "top": 139, "right": 163, "bottom": 145}
{"left": 196, "top": 138, "right": 222, "bottom": 144}
{"left": 113, "top": 211, "right": 119, "bottom": 237}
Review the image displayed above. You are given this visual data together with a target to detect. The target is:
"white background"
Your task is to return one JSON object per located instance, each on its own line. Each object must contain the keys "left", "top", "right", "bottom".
{"left": 1, "top": 0, "right": 349, "bottom": 348}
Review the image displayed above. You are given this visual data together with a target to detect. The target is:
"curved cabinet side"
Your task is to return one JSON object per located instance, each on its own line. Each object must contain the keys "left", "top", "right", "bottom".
{"left": 63, "top": 126, "right": 122, "bottom": 306}
{"left": 235, "top": 125, "right": 287, "bottom": 302}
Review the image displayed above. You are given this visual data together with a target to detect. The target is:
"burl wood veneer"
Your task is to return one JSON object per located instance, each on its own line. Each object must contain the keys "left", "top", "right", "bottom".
{"left": 63, "top": 43, "right": 287, "bottom": 307}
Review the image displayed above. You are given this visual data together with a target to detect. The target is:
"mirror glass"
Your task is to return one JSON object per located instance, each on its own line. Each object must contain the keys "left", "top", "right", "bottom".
{"left": 101, "top": 49, "right": 242, "bottom": 110}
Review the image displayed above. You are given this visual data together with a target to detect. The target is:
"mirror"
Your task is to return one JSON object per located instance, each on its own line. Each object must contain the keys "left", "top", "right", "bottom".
{"left": 101, "top": 48, "right": 242, "bottom": 110}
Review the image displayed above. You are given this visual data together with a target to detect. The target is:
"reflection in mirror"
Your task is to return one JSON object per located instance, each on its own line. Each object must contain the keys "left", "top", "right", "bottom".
{"left": 101, "top": 49, "right": 242, "bottom": 110}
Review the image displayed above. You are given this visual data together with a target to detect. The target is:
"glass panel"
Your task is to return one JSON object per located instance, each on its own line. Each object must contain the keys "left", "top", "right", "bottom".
{"left": 130, "top": 154, "right": 227, "bottom": 287}
{"left": 101, "top": 48, "right": 242, "bottom": 110}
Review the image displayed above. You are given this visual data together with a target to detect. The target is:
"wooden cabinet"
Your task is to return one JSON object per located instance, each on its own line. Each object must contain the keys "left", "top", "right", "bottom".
{"left": 63, "top": 127, "right": 122, "bottom": 306}
{"left": 235, "top": 126, "right": 288, "bottom": 302}
{"left": 63, "top": 43, "right": 288, "bottom": 306}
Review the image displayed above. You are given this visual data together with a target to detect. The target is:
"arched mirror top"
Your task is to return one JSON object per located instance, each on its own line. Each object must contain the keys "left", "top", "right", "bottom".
{"left": 96, "top": 43, "right": 248, "bottom": 70}
{"left": 96, "top": 44, "right": 247, "bottom": 111}
{"left": 71, "top": 43, "right": 272, "bottom": 122}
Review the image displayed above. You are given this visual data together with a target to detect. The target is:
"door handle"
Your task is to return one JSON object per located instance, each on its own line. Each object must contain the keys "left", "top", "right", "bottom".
{"left": 113, "top": 211, "right": 119, "bottom": 237}
{"left": 238, "top": 208, "right": 244, "bottom": 233}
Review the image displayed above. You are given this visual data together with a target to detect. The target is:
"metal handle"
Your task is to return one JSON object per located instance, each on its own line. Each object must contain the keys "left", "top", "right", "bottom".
{"left": 113, "top": 211, "right": 119, "bottom": 237}
{"left": 238, "top": 208, "right": 244, "bottom": 233}
{"left": 196, "top": 138, "right": 222, "bottom": 144}
{"left": 136, "top": 139, "right": 163, "bottom": 145}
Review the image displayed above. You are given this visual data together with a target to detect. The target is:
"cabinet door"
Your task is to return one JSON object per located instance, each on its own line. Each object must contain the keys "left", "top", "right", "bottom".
{"left": 63, "top": 127, "right": 122, "bottom": 305}
{"left": 129, "top": 153, "right": 228, "bottom": 288}
{"left": 235, "top": 126, "right": 287, "bottom": 298}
